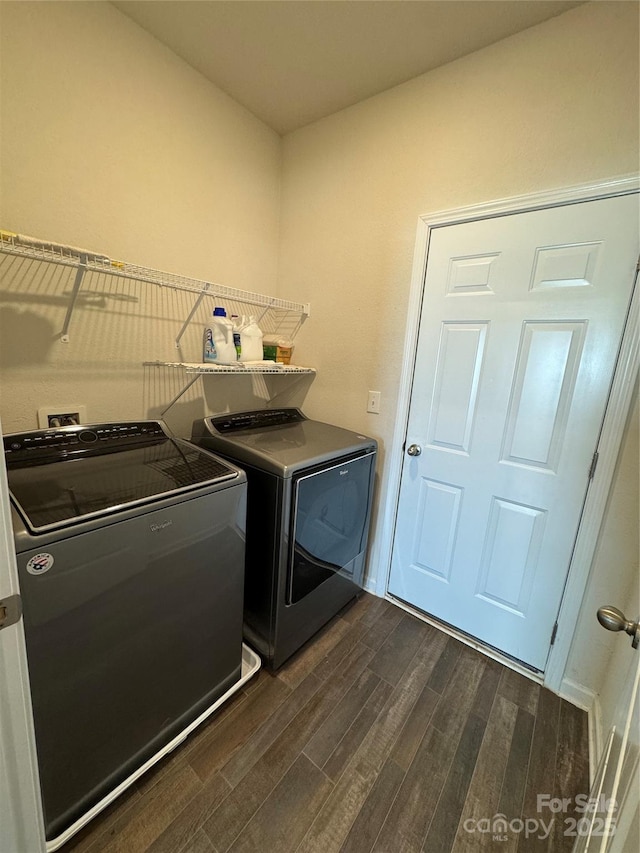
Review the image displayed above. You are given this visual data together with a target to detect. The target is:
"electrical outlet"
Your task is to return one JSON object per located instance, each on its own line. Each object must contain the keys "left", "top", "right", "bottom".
{"left": 367, "top": 391, "right": 381, "bottom": 414}
{"left": 38, "top": 405, "right": 87, "bottom": 429}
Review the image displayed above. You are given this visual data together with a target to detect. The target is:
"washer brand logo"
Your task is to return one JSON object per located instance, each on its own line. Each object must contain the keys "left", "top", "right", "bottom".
{"left": 26, "top": 553, "right": 54, "bottom": 575}
{"left": 340, "top": 469, "right": 349, "bottom": 476}
{"left": 150, "top": 520, "right": 173, "bottom": 533}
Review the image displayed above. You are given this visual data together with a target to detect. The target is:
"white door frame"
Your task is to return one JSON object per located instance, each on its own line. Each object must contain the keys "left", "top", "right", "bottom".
{"left": 0, "top": 418, "right": 46, "bottom": 852}
{"left": 374, "top": 174, "right": 639, "bottom": 694}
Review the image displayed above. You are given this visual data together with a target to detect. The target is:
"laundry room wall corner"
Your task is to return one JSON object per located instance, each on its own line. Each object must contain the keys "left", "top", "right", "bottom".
{"left": 0, "top": 0, "right": 282, "bottom": 435}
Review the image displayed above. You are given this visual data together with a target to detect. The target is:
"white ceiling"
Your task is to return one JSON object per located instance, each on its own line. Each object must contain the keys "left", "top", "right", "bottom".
{"left": 112, "top": 0, "right": 585, "bottom": 135}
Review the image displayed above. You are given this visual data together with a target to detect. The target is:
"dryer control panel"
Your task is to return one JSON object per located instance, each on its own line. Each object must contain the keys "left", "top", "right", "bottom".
{"left": 211, "top": 408, "right": 305, "bottom": 433}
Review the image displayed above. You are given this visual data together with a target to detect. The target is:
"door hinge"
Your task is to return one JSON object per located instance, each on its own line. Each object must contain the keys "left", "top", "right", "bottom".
{"left": 588, "top": 451, "right": 599, "bottom": 480}
{"left": 0, "top": 594, "right": 22, "bottom": 632}
{"left": 550, "top": 621, "right": 558, "bottom": 646}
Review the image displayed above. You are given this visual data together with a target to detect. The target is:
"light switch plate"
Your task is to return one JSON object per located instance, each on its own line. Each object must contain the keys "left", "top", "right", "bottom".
{"left": 367, "top": 391, "right": 381, "bottom": 414}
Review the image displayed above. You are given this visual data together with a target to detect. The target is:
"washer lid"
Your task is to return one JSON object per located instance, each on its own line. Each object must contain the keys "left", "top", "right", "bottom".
{"left": 5, "top": 421, "right": 239, "bottom": 533}
{"left": 192, "top": 409, "right": 377, "bottom": 477}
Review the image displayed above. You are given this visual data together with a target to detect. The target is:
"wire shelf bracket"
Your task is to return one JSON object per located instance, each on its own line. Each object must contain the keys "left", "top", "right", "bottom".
{"left": 60, "top": 255, "right": 88, "bottom": 342}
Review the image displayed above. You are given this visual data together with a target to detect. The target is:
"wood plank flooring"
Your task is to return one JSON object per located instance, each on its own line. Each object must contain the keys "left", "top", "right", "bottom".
{"left": 61, "top": 594, "right": 589, "bottom": 853}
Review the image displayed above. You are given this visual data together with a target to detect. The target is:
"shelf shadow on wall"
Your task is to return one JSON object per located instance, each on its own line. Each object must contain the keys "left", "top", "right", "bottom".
{"left": 0, "top": 306, "right": 56, "bottom": 366}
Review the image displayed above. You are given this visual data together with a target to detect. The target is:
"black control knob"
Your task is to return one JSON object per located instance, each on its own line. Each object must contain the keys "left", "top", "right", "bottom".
{"left": 78, "top": 430, "right": 98, "bottom": 443}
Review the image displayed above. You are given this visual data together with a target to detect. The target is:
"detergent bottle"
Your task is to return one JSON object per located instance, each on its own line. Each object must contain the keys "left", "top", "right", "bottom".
{"left": 203, "top": 307, "right": 237, "bottom": 364}
{"left": 238, "top": 315, "right": 264, "bottom": 362}
{"left": 230, "top": 314, "right": 242, "bottom": 358}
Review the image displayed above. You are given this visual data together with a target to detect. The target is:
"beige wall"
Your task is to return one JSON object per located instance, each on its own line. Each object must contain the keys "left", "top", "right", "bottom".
{"left": 278, "top": 1, "right": 639, "bottom": 600}
{"left": 0, "top": 0, "right": 637, "bottom": 698}
{"left": 0, "top": 0, "right": 282, "bottom": 435}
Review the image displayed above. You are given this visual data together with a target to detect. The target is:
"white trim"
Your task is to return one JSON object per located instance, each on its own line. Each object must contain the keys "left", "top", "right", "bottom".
{"left": 373, "top": 174, "right": 640, "bottom": 694}
{"left": 589, "top": 693, "right": 604, "bottom": 788}
{"left": 399, "top": 174, "right": 640, "bottom": 230}
{"left": 363, "top": 574, "right": 379, "bottom": 595}
{"left": 559, "top": 676, "right": 597, "bottom": 714}
{"left": 0, "top": 419, "right": 46, "bottom": 853}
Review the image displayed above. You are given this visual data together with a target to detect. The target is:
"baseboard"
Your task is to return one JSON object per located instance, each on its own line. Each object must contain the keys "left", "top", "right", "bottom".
{"left": 559, "top": 676, "right": 595, "bottom": 711}
{"left": 560, "top": 677, "right": 602, "bottom": 787}
{"left": 363, "top": 575, "right": 379, "bottom": 594}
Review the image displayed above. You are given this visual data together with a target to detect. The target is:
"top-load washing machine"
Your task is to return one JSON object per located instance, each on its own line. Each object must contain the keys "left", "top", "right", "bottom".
{"left": 191, "top": 408, "right": 377, "bottom": 669}
{"left": 4, "top": 420, "right": 251, "bottom": 849}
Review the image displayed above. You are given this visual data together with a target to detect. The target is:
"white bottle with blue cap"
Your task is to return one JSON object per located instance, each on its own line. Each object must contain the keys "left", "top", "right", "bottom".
{"left": 203, "top": 307, "right": 237, "bottom": 364}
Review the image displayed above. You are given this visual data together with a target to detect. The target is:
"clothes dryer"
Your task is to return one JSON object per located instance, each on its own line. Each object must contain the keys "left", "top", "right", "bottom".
{"left": 191, "top": 408, "right": 377, "bottom": 669}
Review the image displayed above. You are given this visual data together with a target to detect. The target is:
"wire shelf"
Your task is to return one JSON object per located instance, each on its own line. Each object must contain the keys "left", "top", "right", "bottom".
{"left": 145, "top": 361, "right": 316, "bottom": 375}
{"left": 144, "top": 361, "right": 316, "bottom": 416}
{"left": 0, "top": 229, "right": 309, "bottom": 314}
{"left": 0, "top": 229, "right": 316, "bottom": 417}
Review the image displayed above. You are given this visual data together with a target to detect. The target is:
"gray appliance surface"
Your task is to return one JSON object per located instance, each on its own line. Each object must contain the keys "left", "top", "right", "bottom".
{"left": 5, "top": 420, "right": 239, "bottom": 536}
{"left": 5, "top": 421, "right": 247, "bottom": 844}
{"left": 191, "top": 409, "right": 377, "bottom": 670}
{"left": 190, "top": 407, "right": 377, "bottom": 476}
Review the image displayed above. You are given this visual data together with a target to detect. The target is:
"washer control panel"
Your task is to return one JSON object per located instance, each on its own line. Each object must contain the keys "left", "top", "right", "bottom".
{"left": 4, "top": 421, "right": 167, "bottom": 462}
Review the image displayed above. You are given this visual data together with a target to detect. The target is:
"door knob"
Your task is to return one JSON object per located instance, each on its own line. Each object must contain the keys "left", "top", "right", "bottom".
{"left": 406, "top": 444, "right": 422, "bottom": 457}
{"left": 597, "top": 605, "right": 640, "bottom": 649}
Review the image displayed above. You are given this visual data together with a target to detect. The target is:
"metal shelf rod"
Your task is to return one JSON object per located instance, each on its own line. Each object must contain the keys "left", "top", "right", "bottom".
{"left": 60, "top": 255, "right": 87, "bottom": 342}
{"left": 175, "top": 285, "right": 210, "bottom": 349}
{"left": 159, "top": 374, "right": 201, "bottom": 418}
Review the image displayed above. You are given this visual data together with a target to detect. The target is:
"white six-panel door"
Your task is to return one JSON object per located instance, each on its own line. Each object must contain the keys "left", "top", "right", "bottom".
{"left": 388, "top": 194, "right": 639, "bottom": 671}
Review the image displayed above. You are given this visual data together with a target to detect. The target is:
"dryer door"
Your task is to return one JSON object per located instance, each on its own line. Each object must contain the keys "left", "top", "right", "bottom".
{"left": 287, "top": 451, "right": 376, "bottom": 604}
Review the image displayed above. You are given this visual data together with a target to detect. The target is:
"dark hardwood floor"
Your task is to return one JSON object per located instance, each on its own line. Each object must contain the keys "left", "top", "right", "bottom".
{"left": 61, "top": 594, "right": 589, "bottom": 853}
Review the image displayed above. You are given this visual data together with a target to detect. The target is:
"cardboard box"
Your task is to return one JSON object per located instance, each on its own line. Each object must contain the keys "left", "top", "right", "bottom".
{"left": 263, "top": 344, "right": 293, "bottom": 364}
{"left": 276, "top": 346, "right": 293, "bottom": 364}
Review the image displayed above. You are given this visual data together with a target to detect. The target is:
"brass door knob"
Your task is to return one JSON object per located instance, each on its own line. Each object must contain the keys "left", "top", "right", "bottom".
{"left": 597, "top": 605, "right": 640, "bottom": 649}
